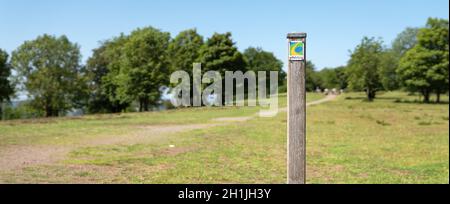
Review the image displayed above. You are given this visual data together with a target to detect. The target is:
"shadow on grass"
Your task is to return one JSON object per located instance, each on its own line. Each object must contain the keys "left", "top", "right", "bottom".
{"left": 344, "top": 96, "right": 399, "bottom": 102}
{"left": 393, "top": 99, "right": 449, "bottom": 105}
{"left": 344, "top": 96, "right": 449, "bottom": 104}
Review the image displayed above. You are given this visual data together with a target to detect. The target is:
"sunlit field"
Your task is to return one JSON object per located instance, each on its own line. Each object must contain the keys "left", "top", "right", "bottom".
{"left": 0, "top": 92, "right": 448, "bottom": 183}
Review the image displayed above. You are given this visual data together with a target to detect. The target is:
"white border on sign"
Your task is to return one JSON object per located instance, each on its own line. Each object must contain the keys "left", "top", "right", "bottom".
{"left": 288, "top": 40, "right": 305, "bottom": 61}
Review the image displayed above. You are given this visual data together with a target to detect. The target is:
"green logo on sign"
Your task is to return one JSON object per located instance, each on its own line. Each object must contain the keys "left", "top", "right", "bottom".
{"left": 289, "top": 41, "right": 304, "bottom": 60}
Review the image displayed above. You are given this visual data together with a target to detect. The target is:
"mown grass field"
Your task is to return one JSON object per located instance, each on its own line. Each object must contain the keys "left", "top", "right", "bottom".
{"left": 0, "top": 92, "right": 448, "bottom": 183}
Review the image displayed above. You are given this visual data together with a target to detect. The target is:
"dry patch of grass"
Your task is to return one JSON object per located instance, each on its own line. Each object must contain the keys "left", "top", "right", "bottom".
{"left": 1, "top": 92, "right": 448, "bottom": 183}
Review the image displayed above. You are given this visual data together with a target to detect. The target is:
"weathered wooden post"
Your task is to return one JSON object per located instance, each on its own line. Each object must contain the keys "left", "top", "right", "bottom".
{"left": 287, "top": 32, "right": 306, "bottom": 184}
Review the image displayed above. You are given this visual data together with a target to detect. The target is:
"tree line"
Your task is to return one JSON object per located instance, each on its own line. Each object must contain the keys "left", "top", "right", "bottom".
{"left": 305, "top": 18, "right": 448, "bottom": 102}
{"left": 0, "top": 17, "right": 448, "bottom": 119}
{"left": 0, "top": 28, "right": 285, "bottom": 119}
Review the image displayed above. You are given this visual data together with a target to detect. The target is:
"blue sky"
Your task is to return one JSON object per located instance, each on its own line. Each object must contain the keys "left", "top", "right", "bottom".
{"left": 0, "top": 0, "right": 448, "bottom": 70}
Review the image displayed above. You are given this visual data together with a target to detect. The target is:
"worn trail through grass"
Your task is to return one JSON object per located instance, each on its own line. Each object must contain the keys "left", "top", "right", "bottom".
{"left": 2, "top": 92, "right": 446, "bottom": 184}
{"left": 0, "top": 94, "right": 335, "bottom": 172}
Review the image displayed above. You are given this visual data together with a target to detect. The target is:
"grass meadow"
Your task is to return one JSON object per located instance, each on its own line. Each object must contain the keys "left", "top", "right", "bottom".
{"left": 0, "top": 92, "right": 448, "bottom": 183}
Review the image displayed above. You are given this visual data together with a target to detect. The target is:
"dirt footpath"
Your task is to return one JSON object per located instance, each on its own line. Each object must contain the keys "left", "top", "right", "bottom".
{"left": 0, "top": 94, "right": 337, "bottom": 172}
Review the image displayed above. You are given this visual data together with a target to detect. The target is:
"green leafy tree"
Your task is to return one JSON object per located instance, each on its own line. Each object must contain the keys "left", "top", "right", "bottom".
{"left": 347, "top": 37, "right": 384, "bottom": 100}
{"left": 0, "top": 49, "right": 14, "bottom": 118}
{"left": 316, "top": 68, "right": 340, "bottom": 89}
{"left": 314, "top": 66, "right": 348, "bottom": 91}
{"left": 243, "top": 47, "right": 285, "bottom": 91}
{"left": 199, "top": 32, "right": 247, "bottom": 73}
{"left": 168, "top": 29, "right": 204, "bottom": 74}
{"left": 198, "top": 32, "right": 247, "bottom": 104}
{"left": 85, "top": 35, "right": 130, "bottom": 113}
{"left": 378, "top": 27, "right": 419, "bottom": 91}
{"left": 168, "top": 29, "right": 204, "bottom": 104}
{"left": 102, "top": 35, "right": 133, "bottom": 111}
{"left": 398, "top": 18, "right": 449, "bottom": 103}
{"left": 335, "top": 66, "right": 348, "bottom": 90}
{"left": 243, "top": 47, "right": 285, "bottom": 78}
{"left": 305, "top": 61, "right": 319, "bottom": 91}
{"left": 281, "top": 60, "right": 317, "bottom": 92}
{"left": 378, "top": 50, "right": 400, "bottom": 90}
{"left": 119, "top": 27, "right": 171, "bottom": 111}
{"left": 11, "top": 34, "right": 86, "bottom": 117}
{"left": 392, "top": 27, "right": 419, "bottom": 57}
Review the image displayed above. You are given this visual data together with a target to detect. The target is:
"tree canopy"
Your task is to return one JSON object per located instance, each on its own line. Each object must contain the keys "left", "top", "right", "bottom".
{"left": 243, "top": 47, "right": 285, "bottom": 89}
{"left": 346, "top": 37, "right": 384, "bottom": 100}
{"left": 392, "top": 27, "right": 419, "bottom": 57}
{"left": 168, "top": 29, "right": 204, "bottom": 74}
{"left": 11, "top": 35, "right": 87, "bottom": 117}
{"left": 87, "top": 27, "right": 172, "bottom": 113}
{"left": 85, "top": 35, "right": 131, "bottom": 113}
{"left": 398, "top": 18, "right": 449, "bottom": 102}
{"left": 3, "top": 17, "right": 448, "bottom": 119}
{"left": 198, "top": 32, "right": 247, "bottom": 74}
{"left": 198, "top": 32, "right": 247, "bottom": 104}
{"left": 117, "top": 27, "right": 171, "bottom": 111}
{"left": 0, "top": 49, "right": 14, "bottom": 118}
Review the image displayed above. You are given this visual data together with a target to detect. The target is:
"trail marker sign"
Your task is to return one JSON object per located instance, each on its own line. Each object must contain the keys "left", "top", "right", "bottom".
{"left": 289, "top": 40, "right": 305, "bottom": 61}
{"left": 287, "top": 32, "right": 307, "bottom": 184}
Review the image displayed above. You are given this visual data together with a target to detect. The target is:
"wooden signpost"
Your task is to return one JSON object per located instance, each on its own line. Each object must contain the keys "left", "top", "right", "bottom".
{"left": 287, "top": 32, "right": 306, "bottom": 184}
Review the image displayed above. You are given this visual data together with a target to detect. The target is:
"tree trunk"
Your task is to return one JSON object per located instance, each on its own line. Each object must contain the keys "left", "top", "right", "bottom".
{"left": 45, "top": 105, "right": 52, "bottom": 117}
{"left": 366, "top": 88, "right": 375, "bottom": 101}
{"left": 138, "top": 98, "right": 150, "bottom": 112}
{"left": 423, "top": 89, "right": 430, "bottom": 103}
{"left": 143, "top": 98, "right": 149, "bottom": 112}
{"left": 436, "top": 89, "right": 441, "bottom": 103}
